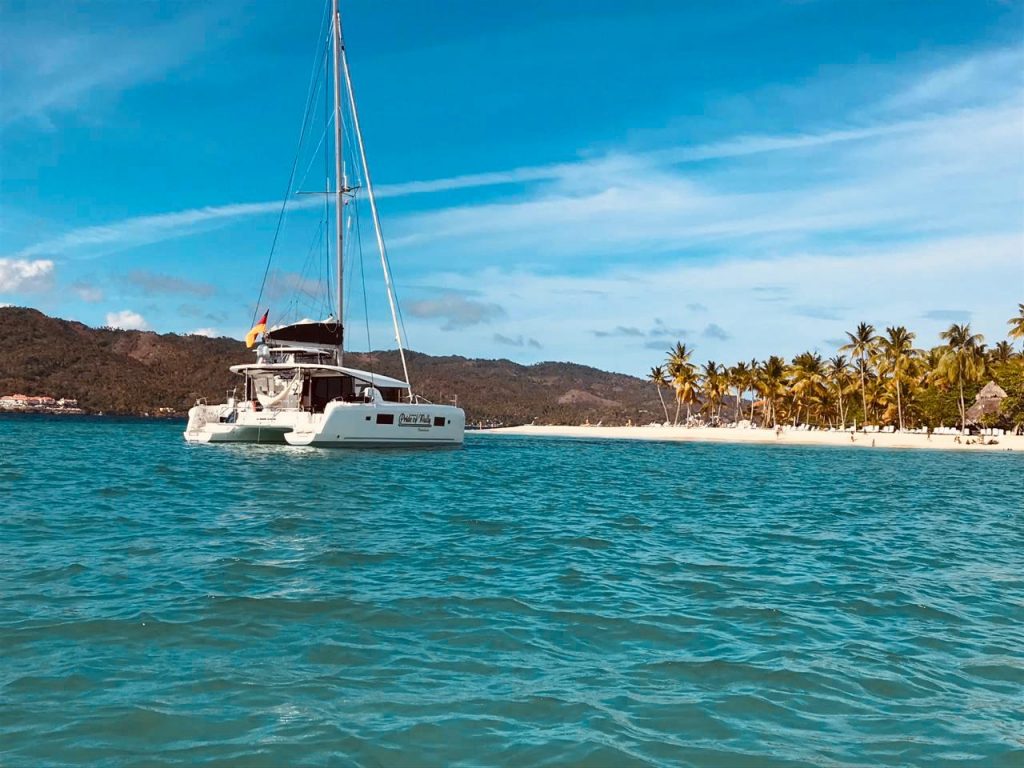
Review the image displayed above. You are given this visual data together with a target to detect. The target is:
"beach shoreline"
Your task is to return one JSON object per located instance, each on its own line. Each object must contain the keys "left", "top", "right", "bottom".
{"left": 479, "top": 424, "right": 1024, "bottom": 452}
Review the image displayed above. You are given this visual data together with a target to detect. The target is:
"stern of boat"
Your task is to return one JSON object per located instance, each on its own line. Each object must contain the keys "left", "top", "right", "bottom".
{"left": 183, "top": 403, "right": 220, "bottom": 443}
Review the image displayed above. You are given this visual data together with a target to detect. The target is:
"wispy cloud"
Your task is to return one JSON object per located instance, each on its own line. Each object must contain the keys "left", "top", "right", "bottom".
{"left": 385, "top": 100, "right": 1022, "bottom": 268}
{"left": 371, "top": 117, "right": 934, "bottom": 201}
{"left": 882, "top": 47, "right": 1024, "bottom": 113}
{"left": 71, "top": 280, "right": 104, "bottom": 302}
{"left": 13, "top": 44, "right": 1020, "bottom": 268}
{"left": 493, "top": 333, "right": 541, "bottom": 349}
{"left": 702, "top": 323, "right": 731, "bottom": 341}
{"left": 405, "top": 292, "right": 506, "bottom": 330}
{"left": 649, "top": 318, "right": 690, "bottom": 338}
{"left": 9, "top": 108, "right": 957, "bottom": 262}
{"left": 126, "top": 270, "right": 215, "bottom": 297}
{"left": 592, "top": 326, "right": 645, "bottom": 338}
{"left": 921, "top": 309, "right": 972, "bottom": 323}
{"left": 405, "top": 232, "right": 1022, "bottom": 374}
{"left": 265, "top": 270, "right": 328, "bottom": 302}
{"left": 793, "top": 304, "right": 848, "bottom": 321}
{"left": 0, "top": 4, "right": 233, "bottom": 126}
{"left": 10, "top": 200, "right": 319, "bottom": 261}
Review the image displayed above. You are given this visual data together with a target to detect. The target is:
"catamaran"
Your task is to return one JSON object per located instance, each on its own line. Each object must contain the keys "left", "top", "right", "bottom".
{"left": 184, "top": 0, "right": 465, "bottom": 447}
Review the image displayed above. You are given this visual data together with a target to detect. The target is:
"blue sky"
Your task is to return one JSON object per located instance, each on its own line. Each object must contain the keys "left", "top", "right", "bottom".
{"left": 1, "top": 0, "right": 1022, "bottom": 375}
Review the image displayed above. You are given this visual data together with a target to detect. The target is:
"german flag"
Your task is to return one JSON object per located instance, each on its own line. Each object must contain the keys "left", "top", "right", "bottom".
{"left": 245, "top": 310, "right": 268, "bottom": 348}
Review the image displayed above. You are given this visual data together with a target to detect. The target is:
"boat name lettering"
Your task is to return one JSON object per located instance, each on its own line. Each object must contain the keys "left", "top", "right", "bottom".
{"left": 398, "top": 413, "right": 432, "bottom": 427}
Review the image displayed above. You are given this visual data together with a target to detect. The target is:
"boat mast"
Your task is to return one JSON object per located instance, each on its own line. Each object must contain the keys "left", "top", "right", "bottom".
{"left": 331, "top": 0, "right": 345, "bottom": 364}
{"left": 339, "top": 30, "right": 414, "bottom": 399}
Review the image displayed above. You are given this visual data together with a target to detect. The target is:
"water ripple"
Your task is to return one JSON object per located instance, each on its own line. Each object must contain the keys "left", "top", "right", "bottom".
{"left": 1, "top": 417, "right": 1022, "bottom": 766}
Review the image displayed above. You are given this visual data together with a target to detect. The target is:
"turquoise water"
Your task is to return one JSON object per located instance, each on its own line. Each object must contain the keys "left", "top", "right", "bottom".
{"left": 2, "top": 416, "right": 1022, "bottom": 767}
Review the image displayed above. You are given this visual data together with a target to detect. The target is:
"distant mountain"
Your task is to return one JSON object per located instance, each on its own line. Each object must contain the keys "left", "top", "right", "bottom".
{"left": 0, "top": 307, "right": 665, "bottom": 425}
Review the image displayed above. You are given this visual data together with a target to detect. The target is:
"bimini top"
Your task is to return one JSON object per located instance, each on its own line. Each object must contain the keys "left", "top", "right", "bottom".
{"left": 229, "top": 362, "right": 409, "bottom": 390}
{"left": 266, "top": 320, "right": 343, "bottom": 347}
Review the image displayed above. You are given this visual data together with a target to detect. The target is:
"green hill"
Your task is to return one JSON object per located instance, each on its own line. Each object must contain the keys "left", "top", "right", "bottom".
{"left": 0, "top": 307, "right": 664, "bottom": 425}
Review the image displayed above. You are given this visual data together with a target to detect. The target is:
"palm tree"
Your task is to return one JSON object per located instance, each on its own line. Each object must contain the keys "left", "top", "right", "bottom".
{"left": 990, "top": 340, "right": 1014, "bottom": 365}
{"left": 938, "top": 323, "right": 986, "bottom": 434}
{"left": 673, "top": 365, "right": 700, "bottom": 424}
{"left": 747, "top": 359, "right": 761, "bottom": 425}
{"left": 666, "top": 342, "right": 696, "bottom": 425}
{"left": 826, "top": 354, "right": 850, "bottom": 428}
{"left": 758, "top": 355, "right": 788, "bottom": 427}
{"left": 789, "top": 352, "right": 827, "bottom": 426}
{"left": 730, "top": 361, "right": 752, "bottom": 423}
{"left": 700, "top": 361, "right": 726, "bottom": 424}
{"left": 840, "top": 322, "right": 877, "bottom": 427}
{"left": 877, "top": 326, "right": 917, "bottom": 431}
{"left": 648, "top": 366, "right": 671, "bottom": 424}
{"left": 1008, "top": 304, "right": 1024, "bottom": 340}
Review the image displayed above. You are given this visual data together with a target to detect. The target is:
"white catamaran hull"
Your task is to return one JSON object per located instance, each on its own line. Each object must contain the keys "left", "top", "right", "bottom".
{"left": 184, "top": 401, "right": 464, "bottom": 447}
{"left": 182, "top": 2, "right": 468, "bottom": 450}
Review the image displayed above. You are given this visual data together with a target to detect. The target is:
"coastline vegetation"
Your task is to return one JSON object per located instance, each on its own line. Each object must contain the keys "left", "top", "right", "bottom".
{"left": 651, "top": 305, "right": 1024, "bottom": 434}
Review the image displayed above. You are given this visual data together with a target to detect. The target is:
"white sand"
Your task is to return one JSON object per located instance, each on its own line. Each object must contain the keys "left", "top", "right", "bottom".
{"left": 478, "top": 424, "right": 1024, "bottom": 452}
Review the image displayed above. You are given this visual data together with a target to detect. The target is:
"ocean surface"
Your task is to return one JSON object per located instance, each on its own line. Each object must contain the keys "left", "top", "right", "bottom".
{"left": 2, "top": 415, "right": 1022, "bottom": 767}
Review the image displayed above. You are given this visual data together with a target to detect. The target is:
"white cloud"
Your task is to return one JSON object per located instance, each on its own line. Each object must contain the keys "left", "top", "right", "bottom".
{"left": 0, "top": 258, "right": 54, "bottom": 292}
{"left": 190, "top": 327, "right": 218, "bottom": 337}
{"left": 406, "top": 233, "right": 1023, "bottom": 375}
{"left": 105, "top": 309, "right": 148, "bottom": 330}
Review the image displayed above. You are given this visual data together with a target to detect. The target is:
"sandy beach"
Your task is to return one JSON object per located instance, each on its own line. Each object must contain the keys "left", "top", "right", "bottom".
{"left": 480, "top": 424, "right": 1024, "bottom": 452}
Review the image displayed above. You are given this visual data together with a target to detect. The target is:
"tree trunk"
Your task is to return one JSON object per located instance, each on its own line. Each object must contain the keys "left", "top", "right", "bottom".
{"left": 673, "top": 397, "right": 681, "bottom": 427}
{"left": 958, "top": 378, "right": 966, "bottom": 435}
{"left": 859, "top": 355, "right": 868, "bottom": 427}
{"left": 896, "top": 378, "right": 903, "bottom": 431}
{"left": 657, "top": 387, "right": 669, "bottom": 424}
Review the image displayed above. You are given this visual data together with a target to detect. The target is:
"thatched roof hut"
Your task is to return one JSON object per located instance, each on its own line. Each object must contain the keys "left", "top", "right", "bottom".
{"left": 966, "top": 381, "right": 1008, "bottom": 423}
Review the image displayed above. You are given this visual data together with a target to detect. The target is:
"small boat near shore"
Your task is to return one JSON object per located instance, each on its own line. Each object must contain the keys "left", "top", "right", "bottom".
{"left": 184, "top": 0, "right": 464, "bottom": 447}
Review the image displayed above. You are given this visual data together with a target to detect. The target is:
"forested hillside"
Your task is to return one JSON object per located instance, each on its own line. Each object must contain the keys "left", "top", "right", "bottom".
{"left": 0, "top": 308, "right": 662, "bottom": 424}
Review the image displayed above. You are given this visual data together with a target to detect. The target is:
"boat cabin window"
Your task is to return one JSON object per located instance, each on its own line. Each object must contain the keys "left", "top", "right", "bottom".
{"left": 307, "top": 375, "right": 355, "bottom": 412}
{"left": 378, "top": 387, "right": 404, "bottom": 403}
